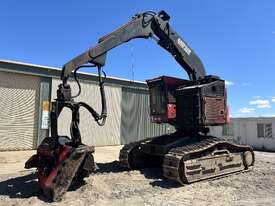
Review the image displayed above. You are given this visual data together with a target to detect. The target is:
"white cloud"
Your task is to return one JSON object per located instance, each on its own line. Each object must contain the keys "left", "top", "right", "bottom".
{"left": 249, "top": 99, "right": 271, "bottom": 108}
{"left": 225, "top": 80, "right": 234, "bottom": 86}
{"left": 238, "top": 107, "right": 255, "bottom": 113}
{"left": 271, "top": 97, "right": 275, "bottom": 103}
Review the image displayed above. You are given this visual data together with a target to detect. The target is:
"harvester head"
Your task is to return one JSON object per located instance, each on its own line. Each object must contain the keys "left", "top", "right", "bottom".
{"left": 25, "top": 136, "right": 97, "bottom": 201}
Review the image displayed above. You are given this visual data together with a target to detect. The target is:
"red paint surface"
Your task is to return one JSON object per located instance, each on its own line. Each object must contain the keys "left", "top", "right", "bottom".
{"left": 167, "top": 103, "right": 176, "bottom": 120}
{"left": 38, "top": 145, "right": 72, "bottom": 188}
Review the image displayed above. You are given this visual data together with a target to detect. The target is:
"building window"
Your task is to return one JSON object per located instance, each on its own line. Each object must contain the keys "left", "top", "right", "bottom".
{"left": 257, "top": 123, "right": 273, "bottom": 138}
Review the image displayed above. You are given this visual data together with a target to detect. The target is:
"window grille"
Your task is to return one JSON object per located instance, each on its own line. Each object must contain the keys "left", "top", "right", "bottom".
{"left": 257, "top": 123, "right": 273, "bottom": 138}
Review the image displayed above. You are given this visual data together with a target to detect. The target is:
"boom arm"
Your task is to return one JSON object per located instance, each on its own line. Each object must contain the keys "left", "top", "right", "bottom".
{"left": 61, "top": 11, "right": 206, "bottom": 84}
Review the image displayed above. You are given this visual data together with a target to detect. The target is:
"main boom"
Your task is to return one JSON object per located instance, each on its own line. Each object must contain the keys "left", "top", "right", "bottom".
{"left": 61, "top": 11, "right": 206, "bottom": 83}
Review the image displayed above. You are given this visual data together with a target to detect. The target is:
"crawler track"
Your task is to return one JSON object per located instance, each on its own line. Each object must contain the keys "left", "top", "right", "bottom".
{"left": 119, "top": 136, "right": 255, "bottom": 184}
{"left": 162, "top": 137, "right": 254, "bottom": 184}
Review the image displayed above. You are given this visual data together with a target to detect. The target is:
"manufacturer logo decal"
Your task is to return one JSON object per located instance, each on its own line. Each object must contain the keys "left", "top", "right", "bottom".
{"left": 177, "top": 38, "right": 191, "bottom": 55}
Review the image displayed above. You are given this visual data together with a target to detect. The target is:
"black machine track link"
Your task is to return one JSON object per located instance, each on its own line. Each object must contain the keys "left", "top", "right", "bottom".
{"left": 119, "top": 139, "right": 151, "bottom": 169}
{"left": 162, "top": 137, "right": 255, "bottom": 184}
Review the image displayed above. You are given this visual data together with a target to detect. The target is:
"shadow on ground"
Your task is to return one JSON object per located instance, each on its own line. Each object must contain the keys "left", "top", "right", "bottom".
{"left": 97, "top": 160, "right": 182, "bottom": 189}
{"left": 0, "top": 172, "right": 38, "bottom": 199}
{"left": 139, "top": 167, "right": 182, "bottom": 189}
{"left": 96, "top": 161, "right": 126, "bottom": 173}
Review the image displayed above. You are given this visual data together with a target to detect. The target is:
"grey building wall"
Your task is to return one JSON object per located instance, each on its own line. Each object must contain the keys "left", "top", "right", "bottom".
{"left": 120, "top": 87, "right": 174, "bottom": 144}
{"left": 0, "top": 70, "right": 41, "bottom": 150}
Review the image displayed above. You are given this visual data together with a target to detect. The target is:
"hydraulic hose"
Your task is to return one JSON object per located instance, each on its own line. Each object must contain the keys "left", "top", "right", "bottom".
{"left": 97, "top": 67, "right": 107, "bottom": 126}
{"left": 77, "top": 66, "right": 107, "bottom": 126}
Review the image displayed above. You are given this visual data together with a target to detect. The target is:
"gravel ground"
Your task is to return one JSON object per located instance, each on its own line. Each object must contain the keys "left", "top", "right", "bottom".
{"left": 0, "top": 148, "right": 274, "bottom": 206}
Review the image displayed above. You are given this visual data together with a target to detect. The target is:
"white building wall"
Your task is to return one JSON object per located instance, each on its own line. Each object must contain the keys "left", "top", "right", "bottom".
{"left": 233, "top": 118, "right": 275, "bottom": 151}
{"left": 210, "top": 118, "right": 275, "bottom": 152}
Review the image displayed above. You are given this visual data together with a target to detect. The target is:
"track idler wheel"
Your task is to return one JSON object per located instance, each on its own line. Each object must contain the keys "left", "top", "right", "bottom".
{"left": 243, "top": 150, "right": 255, "bottom": 169}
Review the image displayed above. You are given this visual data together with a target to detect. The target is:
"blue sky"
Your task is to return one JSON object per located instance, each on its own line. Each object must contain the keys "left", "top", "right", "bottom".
{"left": 0, "top": 0, "right": 274, "bottom": 117}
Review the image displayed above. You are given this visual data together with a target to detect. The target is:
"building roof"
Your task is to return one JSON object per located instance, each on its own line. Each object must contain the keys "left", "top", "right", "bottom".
{"left": 232, "top": 117, "right": 275, "bottom": 120}
{"left": 0, "top": 59, "right": 147, "bottom": 88}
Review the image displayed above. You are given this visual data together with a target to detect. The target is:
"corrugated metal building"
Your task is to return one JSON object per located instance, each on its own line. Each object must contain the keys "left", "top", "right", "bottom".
{"left": 0, "top": 60, "right": 173, "bottom": 151}
{"left": 1, "top": 60, "right": 274, "bottom": 152}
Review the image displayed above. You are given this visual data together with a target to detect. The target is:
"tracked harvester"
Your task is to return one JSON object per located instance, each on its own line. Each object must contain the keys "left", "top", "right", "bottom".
{"left": 25, "top": 10, "right": 254, "bottom": 201}
{"left": 120, "top": 76, "right": 254, "bottom": 183}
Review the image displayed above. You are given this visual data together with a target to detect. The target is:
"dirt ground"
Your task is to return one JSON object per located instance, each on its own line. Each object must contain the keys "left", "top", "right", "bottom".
{"left": 0, "top": 147, "right": 274, "bottom": 206}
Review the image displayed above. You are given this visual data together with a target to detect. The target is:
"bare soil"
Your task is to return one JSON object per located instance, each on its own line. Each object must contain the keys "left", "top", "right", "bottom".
{"left": 0, "top": 147, "right": 274, "bottom": 206}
